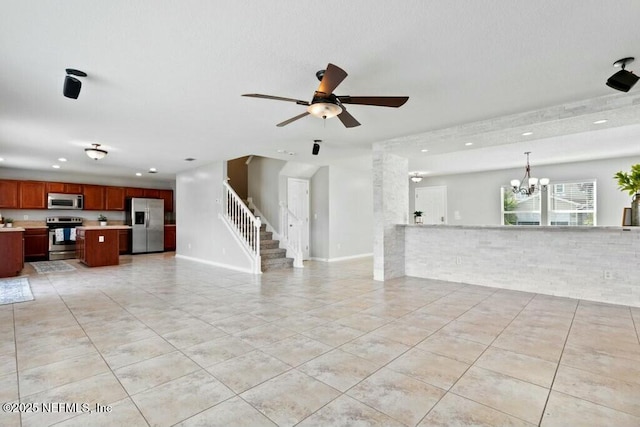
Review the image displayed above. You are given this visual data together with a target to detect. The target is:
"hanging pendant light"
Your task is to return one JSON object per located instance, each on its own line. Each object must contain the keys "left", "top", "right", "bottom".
{"left": 85, "top": 143, "right": 108, "bottom": 160}
{"left": 511, "top": 152, "right": 549, "bottom": 196}
{"left": 410, "top": 172, "right": 423, "bottom": 183}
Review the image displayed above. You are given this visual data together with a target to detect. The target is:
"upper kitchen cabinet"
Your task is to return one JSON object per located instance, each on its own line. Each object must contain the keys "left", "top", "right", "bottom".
{"left": 83, "top": 184, "right": 105, "bottom": 210}
{"left": 19, "top": 181, "right": 46, "bottom": 209}
{"left": 125, "top": 187, "right": 145, "bottom": 198}
{"left": 105, "top": 186, "right": 125, "bottom": 211}
{"left": 0, "top": 180, "right": 19, "bottom": 208}
{"left": 46, "top": 182, "right": 83, "bottom": 194}
{"left": 158, "top": 189, "right": 173, "bottom": 212}
{"left": 143, "top": 188, "right": 160, "bottom": 198}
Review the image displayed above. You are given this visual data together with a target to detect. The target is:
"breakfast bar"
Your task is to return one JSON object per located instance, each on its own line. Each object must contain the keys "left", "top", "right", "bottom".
{"left": 402, "top": 224, "right": 640, "bottom": 307}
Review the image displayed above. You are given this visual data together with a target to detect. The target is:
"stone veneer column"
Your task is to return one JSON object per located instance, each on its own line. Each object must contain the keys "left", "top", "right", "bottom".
{"left": 373, "top": 147, "right": 408, "bottom": 281}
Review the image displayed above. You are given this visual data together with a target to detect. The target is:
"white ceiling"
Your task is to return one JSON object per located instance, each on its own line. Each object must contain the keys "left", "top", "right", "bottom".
{"left": 1, "top": 1, "right": 640, "bottom": 181}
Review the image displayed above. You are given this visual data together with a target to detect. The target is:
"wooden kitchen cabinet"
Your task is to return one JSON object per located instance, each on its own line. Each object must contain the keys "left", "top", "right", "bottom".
{"left": 164, "top": 225, "right": 176, "bottom": 251}
{"left": 46, "top": 182, "right": 83, "bottom": 194}
{"left": 125, "top": 187, "right": 145, "bottom": 198}
{"left": 0, "top": 180, "right": 19, "bottom": 208}
{"left": 105, "top": 186, "right": 125, "bottom": 211}
{"left": 19, "top": 181, "right": 46, "bottom": 209}
{"left": 83, "top": 185, "right": 105, "bottom": 210}
{"left": 118, "top": 229, "right": 131, "bottom": 254}
{"left": 24, "top": 228, "right": 49, "bottom": 261}
{"left": 0, "top": 230, "right": 24, "bottom": 277}
{"left": 143, "top": 188, "right": 160, "bottom": 198}
{"left": 159, "top": 189, "right": 173, "bottom": 212}
{"left": 76, "top": 227, "right": 120, "bottom": 267}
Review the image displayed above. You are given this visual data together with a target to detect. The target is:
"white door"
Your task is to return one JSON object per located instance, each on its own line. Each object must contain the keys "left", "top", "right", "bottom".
{"left": 287, "top": 178, "right": 310, "bottom": 259}
{"left": 415, "top": 186, "right": 447, "bottom": 224}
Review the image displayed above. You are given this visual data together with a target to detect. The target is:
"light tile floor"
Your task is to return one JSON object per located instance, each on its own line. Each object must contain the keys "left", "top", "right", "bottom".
{"left": 1, "top": 253, "right": 639, "bottom": 426}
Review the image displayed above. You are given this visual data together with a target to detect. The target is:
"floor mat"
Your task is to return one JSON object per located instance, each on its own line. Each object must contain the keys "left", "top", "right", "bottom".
{"left": 29, "top": 260, "right": 76, "bottom": 274}
{"left": 0, "top": 277, "right": 34, "bottom": 305}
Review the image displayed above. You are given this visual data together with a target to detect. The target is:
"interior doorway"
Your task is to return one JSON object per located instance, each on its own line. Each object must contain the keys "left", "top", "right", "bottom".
{"left": 287, "top": 178, "right": 310, "bottom": 259}
{"left": 415, "top": 186, "right": 447, "bottom": 224}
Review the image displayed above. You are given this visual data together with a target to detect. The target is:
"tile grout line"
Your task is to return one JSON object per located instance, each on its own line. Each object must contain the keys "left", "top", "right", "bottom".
{"left": 536, "top": 297, "right": 580, "bottom": 427}
{"left": 630, "top": 306, "right": 640, "bottom": 346}
{"left": 415, "top": 290, "right": 538, "bottom": 426}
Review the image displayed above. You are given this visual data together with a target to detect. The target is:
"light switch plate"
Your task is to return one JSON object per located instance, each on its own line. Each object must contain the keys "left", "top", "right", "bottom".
{"left": 99, "top": 236, "right": 105, "bottom": 243}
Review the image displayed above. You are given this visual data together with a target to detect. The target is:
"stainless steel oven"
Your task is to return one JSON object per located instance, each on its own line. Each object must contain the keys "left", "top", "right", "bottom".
{"left": 47, "top": 216, "right": 83, "bottom": 260}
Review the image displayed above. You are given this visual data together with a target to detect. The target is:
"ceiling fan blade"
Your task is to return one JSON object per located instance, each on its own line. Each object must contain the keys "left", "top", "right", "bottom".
{"left": 337, "top": 96, "right": 409, "bottom": 107}
{"left": 337, "top": 109, "right": 361, "bottom": 128}
{"left": 242, "top": 94, "right": 309, "bottom": 106}
{"left": 276, "top": 111, "right": 310, "bottom": 127}
{"left": 316, "top": 63, "right": 348, "bottom": 96}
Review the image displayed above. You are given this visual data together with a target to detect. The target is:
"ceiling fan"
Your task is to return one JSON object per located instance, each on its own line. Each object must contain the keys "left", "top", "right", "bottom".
{"left": 242, "top": 63, "right": 409, "bottom": 128}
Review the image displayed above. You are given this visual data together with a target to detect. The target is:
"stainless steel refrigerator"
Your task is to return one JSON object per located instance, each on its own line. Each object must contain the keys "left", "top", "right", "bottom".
{"left": 126, "top": 198, "right": 164, "bottom": 253}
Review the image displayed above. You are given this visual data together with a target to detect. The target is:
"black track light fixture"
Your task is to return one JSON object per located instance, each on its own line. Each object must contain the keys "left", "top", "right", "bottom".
{"left": 606, "top": 57, "right": 638, "bottom": 92}
{"left": 63, "top": 68, "right": 87, "bottom": 99}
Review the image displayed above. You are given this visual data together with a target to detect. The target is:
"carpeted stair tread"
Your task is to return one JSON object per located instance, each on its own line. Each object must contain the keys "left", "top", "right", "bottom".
{"left": 261, "top": 257, "right": 294, "bottom": 271}
{"left": 261, "top": 248, "right": 287, "bottom": 259}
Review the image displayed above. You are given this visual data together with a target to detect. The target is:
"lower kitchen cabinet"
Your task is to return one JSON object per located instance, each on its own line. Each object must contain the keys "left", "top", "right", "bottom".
{"left": 24, "top": 228, "right": 48, "bottom": 261}
{"left": 0, "top": 230, "right": 24, "bottom": 277}
{"left": 118, "top": 229, "right": 131, "bottom": 254}
{"left": 164, "top": 225, "right": 176, "bottom": 251}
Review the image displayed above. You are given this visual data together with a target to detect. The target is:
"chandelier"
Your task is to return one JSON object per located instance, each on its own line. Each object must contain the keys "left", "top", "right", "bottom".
{"left": 510, "top": 152, "right": 549, "bottom": 196}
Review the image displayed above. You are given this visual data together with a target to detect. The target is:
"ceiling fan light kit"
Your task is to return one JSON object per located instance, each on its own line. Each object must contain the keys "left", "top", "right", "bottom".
{"left": 606, "top": 57, "right": 638, "bottom": 92}
{"left": 243, "top": 63, "right": 408, "bottom": 128}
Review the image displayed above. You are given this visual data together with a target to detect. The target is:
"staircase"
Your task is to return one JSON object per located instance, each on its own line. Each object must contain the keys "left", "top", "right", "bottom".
{"left": 259, "top": 223, "right": 294, "bottom": 271}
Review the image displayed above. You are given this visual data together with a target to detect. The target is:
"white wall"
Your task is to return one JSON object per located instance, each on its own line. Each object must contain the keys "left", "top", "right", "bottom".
{"left": 310, "top": 166, "right": 329, "bottom": 259}
{"left": 328, "top": 166, "right": 373, "bottom": 259}
{"left": 409, "top": 155, "right": 640, "bottom": 226}
{"left": 247, "top": 157, "right": 286, "bottom": 230}
{"left": 176, "top": 161, "right": 253, "bottom": 272}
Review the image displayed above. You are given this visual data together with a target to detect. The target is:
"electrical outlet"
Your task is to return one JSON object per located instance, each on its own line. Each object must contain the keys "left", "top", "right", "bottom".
{"left": 23, "top": 215, "right": 29, "bottom": 220}
{"left": 603, "top": 270, "right": 613, "bottom": 280}
{"left": 98, "top": 235, "right": 105, "bottom": 243}
{"left": 456, "top": 256, "right": 462, "bottom": 265}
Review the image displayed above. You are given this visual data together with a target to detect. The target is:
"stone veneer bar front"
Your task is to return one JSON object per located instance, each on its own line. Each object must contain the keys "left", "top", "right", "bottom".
{"left": 403, "top": 224, "right": 640, "bottom": 307}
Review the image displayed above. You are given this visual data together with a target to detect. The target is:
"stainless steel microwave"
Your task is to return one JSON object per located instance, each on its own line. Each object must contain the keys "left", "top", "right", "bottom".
{"left": 47, "top": 193, "right": 84, "bottom": 210}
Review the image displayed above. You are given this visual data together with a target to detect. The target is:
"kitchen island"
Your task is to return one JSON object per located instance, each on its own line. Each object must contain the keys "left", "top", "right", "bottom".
{"left": 75, "top": 225, "right": 131, "bottom": 267}
{"left": 0, "top": 227, "right": 25, "bottom": 277}
{"left": 402, "top": 224, "right": 640, "bottom": 307}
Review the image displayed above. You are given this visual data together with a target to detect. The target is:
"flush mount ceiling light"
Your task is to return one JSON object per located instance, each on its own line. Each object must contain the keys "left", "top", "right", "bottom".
{"left": 85, "top": 143, "right": 107, "bottom": 160}
{"left": 410, "top": 172, "right": 423, "bottom": 183}
{"left": 606, "top": 57, "right": 638, "bottom": 92}
{"left": 63, "top": 68, "right": 87, "bottom": 99}
{"left": 510, "top": 152, "right": 549, "bottom": 196}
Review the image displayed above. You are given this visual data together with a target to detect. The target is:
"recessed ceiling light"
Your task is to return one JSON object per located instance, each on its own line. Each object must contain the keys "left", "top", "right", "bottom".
{"left": 0, "top": 158, "right": 4, "bottom": 162}
{"left": 135, "top": 172, "right": 142, "bottom": 176}
{"left": 593, "top": 119, "right": 608, "bottom": 124}
{"left": 421, "top": 149, "right": 429, "bottom": 152}
{"left": 521, "top": 132, "right": 533, "bottom": 136}
{"left": 465, "top": 142, "right": 473, "bottom": 146}
{"left": 52, "top": 164, "right": 60, "bottom": 169}
{"left": 58, "top": 157, "right": 67, "bottom": 162}
{"left": 148, "top": 168, "right": 157, "bottom": 174}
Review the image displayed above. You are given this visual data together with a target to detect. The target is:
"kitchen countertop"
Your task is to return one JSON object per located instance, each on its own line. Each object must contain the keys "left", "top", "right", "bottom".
{"left": 76, "top": 225, "right": 132, "bottom": 230}
{"left": 0, "top": 227, "right": 25, "bottom": 232}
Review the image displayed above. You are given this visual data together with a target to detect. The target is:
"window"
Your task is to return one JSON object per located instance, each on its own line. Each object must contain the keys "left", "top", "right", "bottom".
{"left": 501, "top": 188, "right": 541, "bottom": 225}
{"left": 548, "top": 180, "right": 596, "bottom": 226}
{"left": 501, "top": 179, "right": 596, "bottom": 226}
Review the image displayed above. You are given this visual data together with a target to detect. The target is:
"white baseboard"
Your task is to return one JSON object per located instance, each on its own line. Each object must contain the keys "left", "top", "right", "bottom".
{"left": 309, "top": 253, "right": 373, "bottom": 263}
{"left": 175, "top": 254, "right": 261, "bottom": 275}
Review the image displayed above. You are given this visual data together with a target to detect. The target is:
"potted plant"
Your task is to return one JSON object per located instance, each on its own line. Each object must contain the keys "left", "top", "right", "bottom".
{"left": 614, "top": 164, "right": 640, "bottom": 226}
{"left": 413, "top": 210, "right": 423, "bottom": 224}
{"left": 98, "top": 214, "right": 108, "bottom": 226}
{"left": 4, "top": 218, "right": 14, "bottom": 228}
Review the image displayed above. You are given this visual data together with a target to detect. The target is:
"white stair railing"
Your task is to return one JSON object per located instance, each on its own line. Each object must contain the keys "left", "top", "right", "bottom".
{"left": 279, "top": 201, "right": 303, "bottom": 268}
{"left": 222, "top": 181, "right": 261, "bottom": 273}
